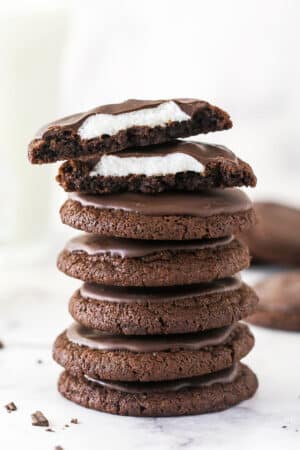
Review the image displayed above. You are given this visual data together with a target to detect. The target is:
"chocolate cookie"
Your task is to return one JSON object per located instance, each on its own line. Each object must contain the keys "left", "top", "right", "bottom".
{"left": 60, "top": 189, "right": 255, "bottom": 240}
{"left": 57, "top": 363, "right": 258, "bottom": 416}
{"left": 247, "top": 271, "right": 300, "bottom": 331}
{"left": 69, "top": 279, "right": 258, "bottom": 335}
{"left": 57, "top": 235, "right": 250, "bottom": 286}
{"left": 28, "top": 99, "right": 232, "bottom": 164}
{"left": 53, "top": 322, "right": 254, "bottom": 382}
{"left": 242, "top": 202, "right": 300, "bottom": 266}
{"left": 56, "top": 141, "right": 256, "bottom": 194}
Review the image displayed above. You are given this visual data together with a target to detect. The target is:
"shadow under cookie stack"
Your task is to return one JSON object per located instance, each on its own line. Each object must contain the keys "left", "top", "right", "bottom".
{"left": 29, "top": 98, "right": 259, "bottom": 417}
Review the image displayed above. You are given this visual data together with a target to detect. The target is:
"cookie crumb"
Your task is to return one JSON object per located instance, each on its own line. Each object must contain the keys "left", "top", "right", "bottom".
{"left": 46, "top": 428, "right": 54, "bottom": 432}
{"left": 5, "top": 402, "right": 17, "bottom": 413}
{"left": 71, "top": 418, "right": 79, "bottom": 424}
{"left": 31, "top": 410, "right": 49, "bottom": 427}
{"left": 64, "top": 424, "right": 70, "bottom": 428}
{"left": 0, "top": 341, "right": 4, "bottom": 349}
{"left": 55, "top": 447, "right": 63, "bottom": 450}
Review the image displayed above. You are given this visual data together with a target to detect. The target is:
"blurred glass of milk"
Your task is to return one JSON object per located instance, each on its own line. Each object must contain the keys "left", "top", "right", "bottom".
{"left": 0, "top": 4, "right": 70, "bottom": 262}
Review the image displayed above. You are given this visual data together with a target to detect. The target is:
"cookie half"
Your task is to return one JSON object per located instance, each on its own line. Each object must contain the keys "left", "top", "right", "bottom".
{"left": 60, "top": 189, "right": 255, "bottom": 240}
{"left": 242, "top": 202, "right": 300, "bottom": 266}
{"left": 247, "top": 271, "right": 300, "bottom": 331}
{"left": 28, "top": 98, "right": 232, "bottom": 164}
{"left": 53, "top": 322, "right": 254, "bottom": 382}
{"left": 56, "top": 141, "right": 256, "bottom": 194}
{"left": 57, "top": 363, "right": 258, "bottom": 417}
{"left": 69, "top": 279, "right": 258, "bottom": 335}
{"left": 57, "top": 235, "right": 249, "bottom": 286}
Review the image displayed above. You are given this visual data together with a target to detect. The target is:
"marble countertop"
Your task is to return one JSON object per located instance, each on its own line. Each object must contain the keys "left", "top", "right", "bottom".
{"left": 0, "top": 261, "right": 299, "bottom": 450}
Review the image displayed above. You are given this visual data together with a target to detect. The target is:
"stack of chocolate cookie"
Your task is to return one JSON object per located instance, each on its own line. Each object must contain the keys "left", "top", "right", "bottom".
{"left": 29, "top": 98, "right": 259, "bottom": 417}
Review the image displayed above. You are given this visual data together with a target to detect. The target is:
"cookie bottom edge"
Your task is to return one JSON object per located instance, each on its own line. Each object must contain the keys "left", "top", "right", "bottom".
{"left": 57, "top": 363, "right": 258, "bottom": 417}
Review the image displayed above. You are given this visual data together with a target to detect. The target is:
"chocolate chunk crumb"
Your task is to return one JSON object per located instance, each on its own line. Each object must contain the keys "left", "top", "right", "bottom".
{"left": 31, "top": 410, "right": 49, "bottom": 427}
{"left": 64, "top": 424, "right": 70, "bottom": 428}
{"left": 70, "top": 418, "right": 79, "bottom": 424}
{"left": 5, "top": 402, "right": 17, "bottom": 412}
{"left": 282, "top": 425, "right": 287, "bottom": 429}
{"left": 46, "top": 428, "right": 54, "bottom": 432}
{"left": 0, "top": 341, "right": 4, "bottom": 349}
{"left": 36, "top": 359, "right": 43, "bottom": 364}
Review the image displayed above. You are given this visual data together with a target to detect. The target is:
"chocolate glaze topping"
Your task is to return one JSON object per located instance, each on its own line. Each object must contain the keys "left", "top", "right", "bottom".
{"left": 67, "top": 321, "right": 236, "bottom": 353}
{"left": 69, "top": 188, "right": 252, "bottom": 217}
{"left": 36, "top": 99, "right": 206, "bottom": 139}
{"left": 105, "top": 140, "right": 237, "bottom": 164}
{"left": 80, "top": 277, "right": 242, "bottom": 304}
{"left": 65, "top": 234, "right": 233, "bottom": 258}
{"left": 84, "top": 363, "right": 239, "bottom": 393}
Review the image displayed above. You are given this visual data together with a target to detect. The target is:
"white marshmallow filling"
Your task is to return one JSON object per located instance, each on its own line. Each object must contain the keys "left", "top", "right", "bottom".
{"left": 78, "top": 101, "right": 191, "bottom": 140}
{"left": 89, "top": 153, "right": 205, "bottom": 177}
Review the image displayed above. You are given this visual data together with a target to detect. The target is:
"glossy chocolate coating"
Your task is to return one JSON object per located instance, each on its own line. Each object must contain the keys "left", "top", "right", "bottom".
{"left": 69, "top": 188, "right": 252, "bottom": 217}
{"left": 84, "top": 364, "right": 239, "bottom": 393}
{"left": 37, "top": 99, "right": 205, "bottom": 138}
{"left": 65, "top": 234, "right": 233, "bottom": 258}
{"left": 66, "top": 322, "right": 236, "bottom": 353}
{"left": 109, "top": 140, "right": 237, "bottom": 164}
{"left": 80, "top": 277, "right": 242, "bottom": 304}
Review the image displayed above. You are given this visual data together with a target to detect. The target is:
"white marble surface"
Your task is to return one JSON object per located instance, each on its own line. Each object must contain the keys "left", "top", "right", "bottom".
{"left": 0, "top": 261, "right": 299, "bottom": 450}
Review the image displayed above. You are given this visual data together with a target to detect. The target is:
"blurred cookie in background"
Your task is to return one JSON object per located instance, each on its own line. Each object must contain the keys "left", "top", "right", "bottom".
{"left": 242, "top": 202, "right": 300, "bottom": 266}
{"left": 247, "top": 271, "right": 300, "bottom": 331}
